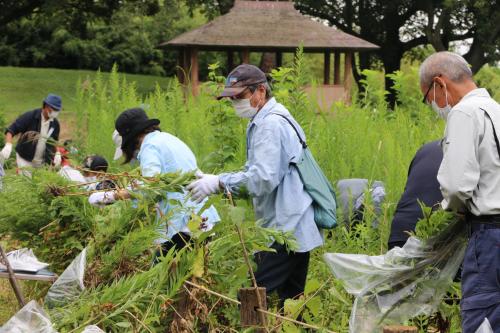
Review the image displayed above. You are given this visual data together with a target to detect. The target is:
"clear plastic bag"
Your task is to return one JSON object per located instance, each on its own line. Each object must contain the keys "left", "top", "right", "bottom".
{"left": 82, "top": 325, "right": 105, "bottom": 333}
{"left": 475, "top": 318, "right": 494, "bottom": 333}
{"left": 0, "top": 300, "right": 56, "bottom": 333}
{"left": 45, "top": 248, "right": 86, "bottom": 308}
{"left": 324, "top": 218, "right": 467, "bottom": 333}
{"left": 0, "top": 248, "right": 49, "bottom": 273}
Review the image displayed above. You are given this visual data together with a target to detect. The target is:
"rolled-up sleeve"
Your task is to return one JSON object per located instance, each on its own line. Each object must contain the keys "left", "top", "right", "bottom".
{"left": 437, "top": 110, "right": 480, "bottom": 212}
{"left": 220, "top": 124, "right": 285, "bottom": 197}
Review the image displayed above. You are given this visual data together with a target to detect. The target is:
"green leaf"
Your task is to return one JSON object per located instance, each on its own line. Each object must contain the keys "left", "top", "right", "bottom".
{"left": 306, "top": 296, "right": 322, "bottom": 317}
{"left": 115, "top": 321, "right": 132, "bottom": 328}
{"left": 304, "top": 278, "right": 321, "bottom": 296}
{"left": 233, "top": 264, "right": 248, "bottom": 280}
{"left": 187, "top": 213, "right": 203, "bottom": 233}
{"left": 283, "top": 298, "right": 303, "bottom": 319}
{"left": 281, "top": 321, "right": 301, "bottom": 333}
{"left": 191, "top": 249, "right": 205, "bottom": 278}
{"left": 229, "top": 206, "right": 246, "bottom": 226}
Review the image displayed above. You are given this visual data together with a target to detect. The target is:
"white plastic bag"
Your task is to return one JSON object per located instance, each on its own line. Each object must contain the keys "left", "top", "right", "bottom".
{"left": 324, "top": 218, "right": 467, "bottom": 333}
{"left": 45, "top": 248, "right": 86, "bottom": 308}
{"left": 475, "top": 318, "right": 494, "bottom": 333}
{"left": 82, "top": 325, "right": 105, "bottom": 333}
{"left": 0, "top": 300, "right": 56, "bottom": 333}
{"left": 0, "top": 248, "right": 49, "bottom": 273}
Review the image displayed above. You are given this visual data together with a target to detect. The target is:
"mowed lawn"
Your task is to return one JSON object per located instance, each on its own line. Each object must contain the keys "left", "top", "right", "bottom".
{"left": 0, "top": 66, "right": 173, "bottom": 136}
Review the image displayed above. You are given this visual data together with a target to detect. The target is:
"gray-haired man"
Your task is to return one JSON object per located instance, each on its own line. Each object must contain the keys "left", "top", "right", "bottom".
{"left": 188, "top": 64, "right": 323, "bottom": 307}
{"left": 420, "top": 51, "right": 500, "bottom": 332}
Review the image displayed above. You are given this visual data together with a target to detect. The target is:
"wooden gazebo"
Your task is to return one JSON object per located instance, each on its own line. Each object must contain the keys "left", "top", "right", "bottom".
{"left": 163, "top": 0, "right": 379, "bottom": 104}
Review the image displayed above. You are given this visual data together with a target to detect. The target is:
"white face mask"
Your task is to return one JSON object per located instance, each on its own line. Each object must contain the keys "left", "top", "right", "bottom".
{"left": 431, "top": 83, "right": 452, "bottom": 121}
{"left": 232, "top": 98, "right": 258, "bottom": 118}
{"left": 231, "top": 90, "right": 260, "bottom": 118}
{"left": 48, "top": 111, "right": 60, "bottom": 119}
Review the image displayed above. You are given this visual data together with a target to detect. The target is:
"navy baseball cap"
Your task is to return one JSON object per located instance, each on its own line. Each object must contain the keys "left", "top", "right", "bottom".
{"left": 44, "top": 94, "right": 62, "bottom": 111}
{"left": 218, "top": 64, "right": 267, "bottom": 100}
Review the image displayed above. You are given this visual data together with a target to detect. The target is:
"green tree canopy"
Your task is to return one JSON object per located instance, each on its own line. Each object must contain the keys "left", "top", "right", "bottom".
{"left": 295, "top": 0, "right": 499, "bottom": 105}
{"left": 0, "top": 0, "right": 203, "bottom": 76}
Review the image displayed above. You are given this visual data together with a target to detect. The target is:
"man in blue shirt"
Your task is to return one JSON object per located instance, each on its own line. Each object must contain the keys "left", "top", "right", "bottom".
{"left": 188, "top": 64, "right": 323, "bottom": 306}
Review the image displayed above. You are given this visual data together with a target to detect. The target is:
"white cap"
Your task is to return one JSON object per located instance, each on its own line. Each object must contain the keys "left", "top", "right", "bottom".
{"left": 112, "top": 130, "right": 123, "bottom": 161}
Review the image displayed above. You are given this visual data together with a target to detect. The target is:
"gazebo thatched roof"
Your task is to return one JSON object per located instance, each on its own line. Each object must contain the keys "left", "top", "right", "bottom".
{"left": 163, "top": 1, "right": 379, "bottom": 52}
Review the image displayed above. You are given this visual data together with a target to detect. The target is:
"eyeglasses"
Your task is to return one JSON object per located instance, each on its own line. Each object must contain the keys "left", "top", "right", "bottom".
{"left": 422, "top": 82, "right": 433, "bottom": 105}
{"left": 422, "top": 75, "right": 442, "bottom": 104}
{"left": 230, "top": 87, "right": 249, "bottom": 100}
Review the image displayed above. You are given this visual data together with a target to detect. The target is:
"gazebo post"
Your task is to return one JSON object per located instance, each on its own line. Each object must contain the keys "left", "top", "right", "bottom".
{"left": 176, "top": 48, "right": 190, "bottom": 85}
{"left": 242, "top": 49, "right": 250, "bottom": 64}
{"left": 176, "top": 48, "right": 185, "bottom": 84}
{"left": 182, "top": 48, "right": 191, "bottom": 86}
{"left": 227, "top": 50, "right": 234, "bottom": 72}
{"left": 276, "top": 51, "right": 283, "bottom": 68}
{"left": 333, "top": 51, "right": 341, "bottom": 85}
{"left": 189, "top": 47, "right": 199, "bottom": 95}
{"left": 324, "top": 51, "right": 331, "bottom": 85}
{"left": 343, "top": 52, "right": 353, "bottom": 102}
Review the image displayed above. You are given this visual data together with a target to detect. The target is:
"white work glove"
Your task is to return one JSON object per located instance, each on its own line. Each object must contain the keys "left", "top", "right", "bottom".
{"left": 187, "top": 174, "right": 220, "bottom": 204}
{"left": 0, "top": 143, "right": 12, "bottom": 161}
{"left": 53, "top": 152, "right": 62, "bottom": 167}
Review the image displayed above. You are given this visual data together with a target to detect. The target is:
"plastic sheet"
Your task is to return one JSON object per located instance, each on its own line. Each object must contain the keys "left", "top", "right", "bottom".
{"left": 58, "top": 165, "right": 86, "bottom": 184}
{"left": 45, "top": 248, "right": 86, "bottom": 308}
{"left": 0, "top": 248, "right": 49, "bottom": 273}
{"left": 324, "top": 218, "right": 467, "bottom": 333}
{"left": 82, "top": 325, "right": 105, "bottom": 333}
{"left": 0, "top": 300, "right": 56, "bottom": 333}
{"left": 475, "top": 318, "right": 494, "bottom": 333}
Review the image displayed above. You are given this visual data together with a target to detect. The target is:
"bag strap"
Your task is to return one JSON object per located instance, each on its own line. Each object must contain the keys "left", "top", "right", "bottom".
{"left": 480, "top": 108, "right": 500, "bottom": 160}
{"left": 270, "top": 113, "right": 308, "bottom": 149}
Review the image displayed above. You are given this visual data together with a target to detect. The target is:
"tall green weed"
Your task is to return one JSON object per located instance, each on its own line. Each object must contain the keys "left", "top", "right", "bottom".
{"left": 68, "top": 49, "right": 454, "bottom": 331}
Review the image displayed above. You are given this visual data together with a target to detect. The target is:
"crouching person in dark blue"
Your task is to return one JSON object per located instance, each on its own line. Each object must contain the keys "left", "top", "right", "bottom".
{"left": 420, "top": 52, "right": 500, "bottom": 332}
{"left": 388, "top": 140, "right": 443, "bottom": 250}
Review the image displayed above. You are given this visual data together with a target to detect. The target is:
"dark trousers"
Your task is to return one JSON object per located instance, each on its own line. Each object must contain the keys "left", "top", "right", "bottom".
{"left": 254, "top": 243, "right": 310, "bottom": 308}
{"left": 153, "top": 232, "right": 191, "bottom": 265}
{"left": 388, "top": 240, "right": 406, "bottom": 250}
{"left": 461, "top": 222, "right": 500, "bottom": 333}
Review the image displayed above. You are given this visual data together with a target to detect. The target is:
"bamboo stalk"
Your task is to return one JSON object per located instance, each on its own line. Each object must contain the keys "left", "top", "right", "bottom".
{"left": 0, "top": 244, "right": 26, "bottom": 307}
{"left": 226, "top": 189, "right": 268, "bottom": 331}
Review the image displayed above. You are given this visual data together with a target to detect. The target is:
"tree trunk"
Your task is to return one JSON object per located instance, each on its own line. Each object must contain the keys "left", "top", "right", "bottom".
{"left": 353, "top": 52, "right": 373, "bottom": 99}
{"left": 259, "top": 52, "right": 276, "bottom": 74}
{"left": 380, "top": 44, "right": 403, "bottom": 108}
{"left": 464, "top": 39, "right": 488, "bottom": 74}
